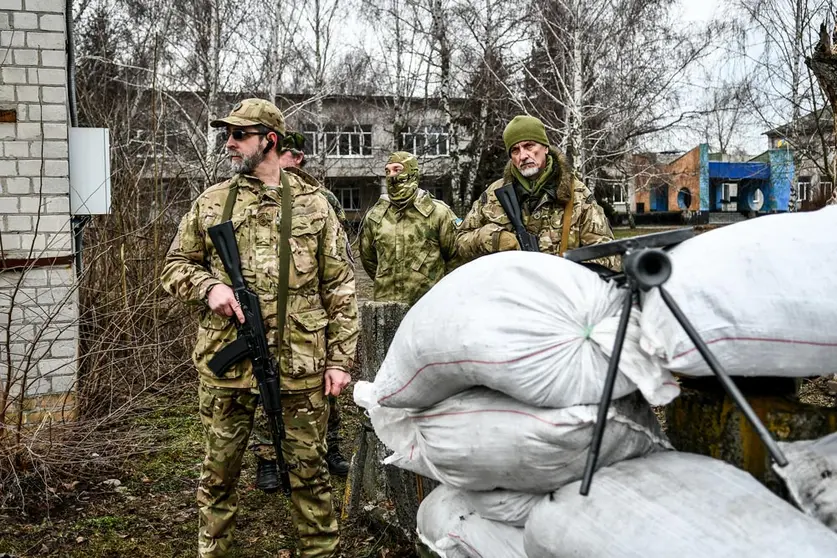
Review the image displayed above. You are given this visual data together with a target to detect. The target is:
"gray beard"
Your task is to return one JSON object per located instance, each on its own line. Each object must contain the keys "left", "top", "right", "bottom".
{"left": 229, "top": 149, "right": 265, "bottom": 174}
{"left": 519, "top": 165, "right": 540, "bottom": 178}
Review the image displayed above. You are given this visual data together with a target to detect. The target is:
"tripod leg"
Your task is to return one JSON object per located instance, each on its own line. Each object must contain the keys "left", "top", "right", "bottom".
{"left": 658, "top": 286, "right": 788, "bottom": 467}
{"left": 580, "top": 287, "right": 635, "bottom": 495}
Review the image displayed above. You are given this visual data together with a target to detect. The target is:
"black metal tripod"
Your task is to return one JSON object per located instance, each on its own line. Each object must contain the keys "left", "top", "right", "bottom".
{"left": 564, "top": 229, "right": 788, "bottom": 496}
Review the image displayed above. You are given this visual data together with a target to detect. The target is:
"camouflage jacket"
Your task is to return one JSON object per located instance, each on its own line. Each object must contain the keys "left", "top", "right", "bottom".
{"left": 161, "top": 172, "right": 358, "bottom": 391}
{"left": 285, "top": 167, "right": 350, "bottom": 230}
{"left": 359, "top": 189, "right": 459, "bottom": 305}
{"left": 457, "top": 149, "right": 619, "bottom": 270}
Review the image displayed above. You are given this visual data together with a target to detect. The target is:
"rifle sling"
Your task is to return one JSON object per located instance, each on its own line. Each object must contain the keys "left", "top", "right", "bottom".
{"left": 560, "top": 195, "right": 573, "bottom": 256}
{"left": 277, "top": 170, "right": 292, "bottom": 369}
{"left": 220, "top": 174, "right": 293, "bottom": 375}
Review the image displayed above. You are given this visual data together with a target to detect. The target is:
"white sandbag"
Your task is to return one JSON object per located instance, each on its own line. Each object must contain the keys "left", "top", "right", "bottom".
{"left": 370, "top": 251, "right": 679, "bottom": 408}
{"left": 463, "top": 490, "right": 546, "bottom": 527}
{"left": 354, "top": 382, "right": 671, "bottom": 492}
{"left": 774, "top": 432, "right": 837, "bottom": 532}
{"left": 417, "top": 484, "right": 526, "bottom": 558}
{"left": 639, "top": 208, "right": 837, "bottom": 377}
{"left": 524, "top": 451, "right": 837, "bottom": 558}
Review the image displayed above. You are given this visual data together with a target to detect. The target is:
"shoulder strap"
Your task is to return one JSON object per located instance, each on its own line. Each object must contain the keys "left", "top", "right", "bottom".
{"left": 277, "top": 170, "right": 293, "bottom": 366}
{"left": 560, "top": 195, "right": 573, "bottom": 256}
{"left": 221, "top": 181, "right": 239, "bottom": 223}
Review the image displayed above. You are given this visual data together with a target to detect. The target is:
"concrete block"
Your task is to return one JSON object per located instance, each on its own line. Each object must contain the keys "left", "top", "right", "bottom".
{"left": 0, "top": 13, "right": 8, "bottom": 30}
{"left": 34, "top": 68, "right": 64, "bottom": 85}
{"left": 0, "top": 196, "right": 19, "bottom": 213}
{"left": 43, "top": 159, "right": 67, "bottom": 176}
{"left": 25, "top": 32, "right": 63, "bottom": 50}
{"left": 21, "top": 267, "right": 49, "bottom": 286}
{"left": 40, "top": 177, "right": 68, "bottom": 193}
{"left": 46, "top": 231, "right": 71, "bottom": 252}
{"left": 13, "top": 12, "right": 37, "bottom": 30}
{"left": 12, "top": 48, "right": 38, "bottom": 65}
{"left": 25, "top": 0, "right": 64, "bottom": 12}
{"left": 0, "top": 159, "right": 16, "bottom": 174}
{"left": 50, "top": 372, "right": 76, "bottom": 393}
{"left": 14, "top": 102, "right": 27, "bottom": 121}
{"left": 41, "top": 122, "right": 66, "bottom": 139}
{"left": 0, "top": 30, "right": 25, "bottom": 48}
{"left": 0, "top": 232, "right": 21, "bottom": 249}
{"left": 0, "top": 123, "right": 14, "bottom": 139}
{"left": 1, "top": 66, "right": 27, "bottom": 83}
{"left": 19, "top": 195, "right": 42, "bottom": 212}
{"left": 49, "top": 339, "right": 75, "bottom": 358}
{"left": 4, "top": 140, "right": 30, "bottom": 157}
{"left": 34, "top": 214, "right": 68, "bottom": 232}
{"left": 39, "top": 49, "right": 64, "bottom": 67}
{"left": 6, "top": 215, "right": 30, "bottom": 232}
{"left": 25, "top": 375, "right": 51, "bottom": 396}
{"left": 31, "top": 103, "right": 65, "bottom": 121}
{"left": 42, "top": 194, "right": 68, "bottom": 213}
{"left": 17, "top": 122, "right": 41, "bottom": 139}
{"left": 41, "top": 140, "right": 67, "bottom": 157}
{"left": 0, "top": 85, "right": 14, "bottom": 101}
{"left": 18, "top": 159, "right": 43, "bottom": 176}
{"left": 40, "top": 85, "right": 64, "bottom": 103}
{"left": 0, "top": 1, "right": 22, "bottom": 10}
{"left": 18, "top": 232, "right": 47, "bottom": 251}
{"left": 39, "top": 14, "right": 63, "bottom": 32}
{"left": 5, "top": 176, "right": 31, "bottom": 194}
{"left": 16, "top": 84, "right": 39, "bottom": 102}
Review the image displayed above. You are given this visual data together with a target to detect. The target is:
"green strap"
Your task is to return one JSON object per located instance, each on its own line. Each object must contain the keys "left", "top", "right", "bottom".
{"left": 221, "top": 181, "right": 239, "bottom": 223}
{"left": 276, "top": 170, "right": 293, "bottom": 366}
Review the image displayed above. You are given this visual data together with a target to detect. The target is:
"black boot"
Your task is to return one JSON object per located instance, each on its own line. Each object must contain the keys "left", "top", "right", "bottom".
{"left": 325, "top": 444, "right": 350, "bottom": 477}
{"left": 256, "top": 458, "right": 279, "bottom": 494}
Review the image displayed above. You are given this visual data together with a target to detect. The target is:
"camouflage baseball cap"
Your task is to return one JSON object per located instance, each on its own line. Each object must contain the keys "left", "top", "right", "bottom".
{"left": 210, "top": 98, "right": 286, "bottom": 135}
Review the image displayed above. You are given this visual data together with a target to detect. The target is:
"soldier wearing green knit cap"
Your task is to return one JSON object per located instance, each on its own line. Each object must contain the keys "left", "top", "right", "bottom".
{"left": 456, "top": 114, "right": 619, "bottom": 269}
{"left": 359, "top": 151, "right": 461, "bottom": 305}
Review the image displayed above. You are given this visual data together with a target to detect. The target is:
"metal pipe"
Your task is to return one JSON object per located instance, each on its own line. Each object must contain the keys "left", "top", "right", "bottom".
{"left": 580, "top": 287, "right": 635, "bottom": 495}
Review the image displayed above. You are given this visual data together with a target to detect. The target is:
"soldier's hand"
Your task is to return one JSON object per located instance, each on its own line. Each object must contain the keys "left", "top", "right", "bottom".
{"left": 497, "top": 231, "right": 520, "bottom": 252}
{"left": 207, "top": 284, "right": 246, "bottom": 324}
{"left": 324, "top": 368, "right": 352, "bottom": 396}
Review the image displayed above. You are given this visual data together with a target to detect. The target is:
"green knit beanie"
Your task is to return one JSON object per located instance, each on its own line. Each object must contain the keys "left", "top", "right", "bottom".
{"left": 503, "top": 115, "right": 550, "bottom": 155}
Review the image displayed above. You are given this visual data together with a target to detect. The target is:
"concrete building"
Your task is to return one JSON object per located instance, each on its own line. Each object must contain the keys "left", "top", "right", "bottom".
{"left": 631, "top": 144, "right": 794, "bottom": 224}
{"left": 0, "top": 0, "right": 78, "bottom": 424}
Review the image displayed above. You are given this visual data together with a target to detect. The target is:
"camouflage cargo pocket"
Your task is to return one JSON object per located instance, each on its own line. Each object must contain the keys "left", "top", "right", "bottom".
{"left": 286, "top": 308, "right": 328, "bottom": 378}
{"left": 194, "top": 310, "right": 247, "bottom": 380}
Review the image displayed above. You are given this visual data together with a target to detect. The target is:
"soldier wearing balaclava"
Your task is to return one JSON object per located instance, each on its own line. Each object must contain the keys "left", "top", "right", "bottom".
{"left": 359, "top": 151, "right": 461, "bottom": 305}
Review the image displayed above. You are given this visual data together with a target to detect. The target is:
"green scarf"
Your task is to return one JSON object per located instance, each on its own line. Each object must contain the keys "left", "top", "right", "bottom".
{"left": 511, "top": 154, "right": 554, "bottom": 199}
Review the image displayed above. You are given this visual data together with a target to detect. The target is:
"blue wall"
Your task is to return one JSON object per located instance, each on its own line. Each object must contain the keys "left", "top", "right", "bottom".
{"left": 767, "top": 149, "right": 793, "bottom": 211}
{"left": 699, "top": 144, "right": 709, "bottom": 212}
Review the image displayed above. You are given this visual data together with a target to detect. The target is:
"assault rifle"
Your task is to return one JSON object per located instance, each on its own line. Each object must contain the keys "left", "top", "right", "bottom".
{"left": 495, "top": 184, "right": 539, "bottom": 252}
{"left": 207, "top": 220, "right": 293, "bottom": 496}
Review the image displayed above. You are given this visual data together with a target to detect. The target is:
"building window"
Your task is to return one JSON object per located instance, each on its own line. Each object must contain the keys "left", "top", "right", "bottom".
{"left": 677, "top": 187, "right": 692, "bottom": 209}
{"left": 425, "top": 184, "right": 445, "bottom": 201}
{"left": 302, "top": 125, "right": 372, "bottom": 157}
{"left": 336, "top": 186, "right": 360, "bottom": 211}
{"left": 612, "top": 184, "right": 625, "bottom": 204}
{"left": 797, "top": 178, "right": 812, "bottom": 202}
{"left": 401, "top": 125, "right": 449, "bottom": 157}
{"left": 819, "top": 180, "right": 833, "bottom": 200}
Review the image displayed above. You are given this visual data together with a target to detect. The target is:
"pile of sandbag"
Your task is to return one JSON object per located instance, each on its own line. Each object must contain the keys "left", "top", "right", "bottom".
{"left": 354, "top": 251, "right": 674, "bottom": 557}
{"left": 639, "top": 207, "right": 837, "bottom": 378}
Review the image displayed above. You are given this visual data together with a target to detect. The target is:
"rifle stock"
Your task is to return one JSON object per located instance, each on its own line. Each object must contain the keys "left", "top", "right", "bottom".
{"left": 495, "top": 184, "right": 539, "bottom": 252}
{"left": 207, "top": 221, "right": 294, "bottom": 496}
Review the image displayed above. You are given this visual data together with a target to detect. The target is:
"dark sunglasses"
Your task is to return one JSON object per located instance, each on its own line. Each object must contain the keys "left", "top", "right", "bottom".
{"left": 223, "top": 129, "right": 268, "bottom": 141}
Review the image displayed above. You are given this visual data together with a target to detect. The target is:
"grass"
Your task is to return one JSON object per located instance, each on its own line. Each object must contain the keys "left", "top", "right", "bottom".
{"left": 0, "top": 390, "right": 411, "bottom": 557}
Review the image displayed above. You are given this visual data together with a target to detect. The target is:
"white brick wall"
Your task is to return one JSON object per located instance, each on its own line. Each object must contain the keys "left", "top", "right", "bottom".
{"left": 0, "top": 2, "right": 76, "bottom": 402}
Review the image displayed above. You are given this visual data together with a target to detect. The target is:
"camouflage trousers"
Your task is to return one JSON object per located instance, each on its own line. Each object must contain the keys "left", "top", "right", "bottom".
{"left": 252, "top": 395, "right": 341, "bottom": 460}
{"left": 197, "top": 384, "right": 338, "bottom": 558}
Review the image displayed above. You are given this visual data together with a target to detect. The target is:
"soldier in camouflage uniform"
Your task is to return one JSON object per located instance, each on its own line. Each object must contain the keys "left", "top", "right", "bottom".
{"left": 250, "top": 131, "right": 351, "bottom": 486}
{"left": 359, "top": 151, "right": 460, "bottom": 306}
{"left": 457, "top": 115, "right": 618, "bottom": 269}
{"left": 161, "top": 99, "right": 357, "bottom": 558}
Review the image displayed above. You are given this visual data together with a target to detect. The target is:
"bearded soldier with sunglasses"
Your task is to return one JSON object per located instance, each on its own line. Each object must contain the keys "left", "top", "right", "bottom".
{"left": 249, "top": 130, "right": 352, "bottom": 493}
{"left": 161, "top": 98, "right": 357, "bottom": 558}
